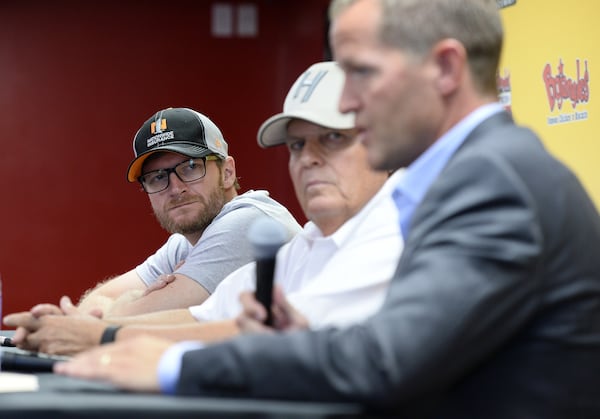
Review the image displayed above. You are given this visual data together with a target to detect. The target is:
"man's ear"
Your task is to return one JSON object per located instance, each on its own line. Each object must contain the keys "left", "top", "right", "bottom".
{"left": 222, "top": 156, "right": 237, "bottom": 188}
{"left": 432, "top": 38, "right": 466, "bottom": 96}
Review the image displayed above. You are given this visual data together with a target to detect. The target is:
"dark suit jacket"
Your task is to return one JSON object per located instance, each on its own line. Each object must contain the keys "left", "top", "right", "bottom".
{"left": 176, "top": 112, "right": 600, "bottom": 418}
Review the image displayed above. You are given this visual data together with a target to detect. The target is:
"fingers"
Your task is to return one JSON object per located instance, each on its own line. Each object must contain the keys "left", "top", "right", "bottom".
{"left": 142, "top": 274, "right": 176, "bottom": 296}
{"left": 59, "top": 296, "right": 76, "bottom": 314}
{"left": 270, "top": 286, "right": 292, "bottom": 328}
{"left": 236, "top": 291, "right": 272, "bottom": 334}
{"left": 60, "top": 295, "right": 103, "bottom": 317}
{"left": 20, "top": 314, "right": 103, "bottom": 355}
{"left": 22, "top": 329, "right": 46, "bottom": 353}
{"left": 54, "top": 345, "right": 110, "bottom": 379}
{"left": 11, "top": 326, "right": 32, "bottom": 346}
{"left": 30, "top": 303, "right": 63, "bottom": 317}
{"left": 3, "top": 312, "right": 38, "bottom": 330}
{"left": 271, "top": 286, "right": 309, "bottom": 331}
{"left": 235, "top": 313, "right": 272, "bottom": 334}
{"left": 3, "top": 312, "right": 41, "bottom": 349}
{"left": 163, "top": 273, "right": 176, "bottom": 285}
{"left": 272, "top": 286, "right": 289, "bottom": 309}
{"left": 88, "top": 308, "right": 104, "bottom": 319}
{"left": 10, "top": 325, "right": 47, "bottom": 352}
{"left": 239, "top": 291, "right": 267, "bottom": 322}
{"left": 54, "top": 337, "right": 167, "bottom": 392}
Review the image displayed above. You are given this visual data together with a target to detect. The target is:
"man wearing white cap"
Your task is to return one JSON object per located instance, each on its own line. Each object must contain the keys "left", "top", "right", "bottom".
{"left": 14, "top": 61, "right": 403, "bottom": 357}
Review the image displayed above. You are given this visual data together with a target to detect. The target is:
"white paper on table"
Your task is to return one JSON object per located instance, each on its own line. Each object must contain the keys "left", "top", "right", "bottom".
{"left": 0, "top": 372, "right": 39, "bottom": 392}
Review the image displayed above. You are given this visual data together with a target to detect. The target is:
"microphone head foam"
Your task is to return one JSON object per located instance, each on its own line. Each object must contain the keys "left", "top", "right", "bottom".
{"left": 247, "top": 217, "right": 288, "bottom": 259}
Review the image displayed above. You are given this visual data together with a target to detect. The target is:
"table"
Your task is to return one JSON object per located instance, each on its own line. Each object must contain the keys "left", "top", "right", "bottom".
{"left": 0, "top": 330, "right": 382, "bottom": 418}
{"left": 0, "top": 372, "right": 375, "bottom": 418}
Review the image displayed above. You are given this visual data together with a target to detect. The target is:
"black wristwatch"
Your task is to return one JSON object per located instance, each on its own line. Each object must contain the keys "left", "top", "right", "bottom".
{"left": 100, "top": 325, "right": 123, "bottom": 344}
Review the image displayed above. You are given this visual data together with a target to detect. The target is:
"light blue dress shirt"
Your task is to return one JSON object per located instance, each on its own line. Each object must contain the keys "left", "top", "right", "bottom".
{"left": 158, "top": 341, "right": 204, "bottom": 394}
{"left": 393, "top": 103, "right": 505, "bottom": 238}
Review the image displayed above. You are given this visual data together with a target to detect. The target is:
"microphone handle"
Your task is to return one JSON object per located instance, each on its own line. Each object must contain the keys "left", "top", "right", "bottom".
{"left": 255, "top": 257, "right": 276, "bottom": 326}
{"left": 1, "top": 350, "right": 59, "bottom": 373}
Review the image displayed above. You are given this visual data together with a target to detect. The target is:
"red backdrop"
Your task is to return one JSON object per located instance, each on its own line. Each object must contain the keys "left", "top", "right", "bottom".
{"left": 0, "top": 0, "right": 330, "bottom": 315}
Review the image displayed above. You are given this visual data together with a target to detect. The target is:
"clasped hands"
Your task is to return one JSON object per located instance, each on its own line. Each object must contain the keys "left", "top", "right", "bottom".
{"left": 3, "top": 295, "right": 109, "bottom": 355}
{"left": 3, "top": 273, "right": 179, "bottom": 355}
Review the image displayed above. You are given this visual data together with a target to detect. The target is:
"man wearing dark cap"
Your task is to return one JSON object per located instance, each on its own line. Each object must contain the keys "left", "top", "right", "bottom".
{"left": 63, "top": 107, "right": 300, "bottom": 317}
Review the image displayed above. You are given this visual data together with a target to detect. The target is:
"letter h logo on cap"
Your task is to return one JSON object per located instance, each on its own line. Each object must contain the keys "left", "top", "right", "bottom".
{"left": 291, "top": 69, "right": 328, "bottom": 104}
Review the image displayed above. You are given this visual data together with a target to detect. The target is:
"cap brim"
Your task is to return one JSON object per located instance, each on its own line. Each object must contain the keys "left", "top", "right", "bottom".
{"left": 257, "top": 110, "right": 355, "bottom": 148}
{"left": 126, "top": 143, "right": 214, "bottom": 182}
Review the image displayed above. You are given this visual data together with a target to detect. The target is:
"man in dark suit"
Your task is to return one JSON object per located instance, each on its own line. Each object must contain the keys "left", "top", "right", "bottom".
{"left": 55, "top": 0, "right": 600, "bottom": 417}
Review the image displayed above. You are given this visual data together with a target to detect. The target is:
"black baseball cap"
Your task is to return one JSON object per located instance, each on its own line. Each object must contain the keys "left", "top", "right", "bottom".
{"left": 126, "top": 107, "right": 229, "bottom": 182}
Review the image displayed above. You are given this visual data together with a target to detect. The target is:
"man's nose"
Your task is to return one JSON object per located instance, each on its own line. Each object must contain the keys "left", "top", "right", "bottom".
{"left": 167, "top": 171, "right": 187, "bottom": 192}
{"left": 298, "top": 140, "right": 324, "bottom": 166}
{"left": 338, "top": 79, "right": 359, "bottom": 114}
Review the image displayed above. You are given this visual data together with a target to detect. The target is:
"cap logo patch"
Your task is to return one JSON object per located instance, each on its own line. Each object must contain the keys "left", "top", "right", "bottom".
{"left": 146, "top": 131, "right": 174, "bottom": 148}
{"left": 150, "top": 118, "right": 168, "bottom": 134}
{"left": 292, "top": 69, "right": 328, "bottom": 103}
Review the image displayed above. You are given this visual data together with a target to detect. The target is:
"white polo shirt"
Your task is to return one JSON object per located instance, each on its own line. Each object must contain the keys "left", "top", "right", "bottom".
{"left": 189, "top": 170, "right": 404, "bottom": 329}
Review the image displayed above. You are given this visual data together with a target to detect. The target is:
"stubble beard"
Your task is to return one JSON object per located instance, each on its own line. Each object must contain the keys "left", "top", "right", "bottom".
{"left": 369, "top": 129, "right": 424, "bottom": 171}
{"left": 154, "top": 186, "right": 228, "bottom": 236}
{"left": 369, "top": 142, "right": 403, "bottom": 172}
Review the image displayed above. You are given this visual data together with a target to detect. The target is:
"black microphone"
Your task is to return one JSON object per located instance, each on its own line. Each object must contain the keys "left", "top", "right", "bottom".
{"left": 0, "top": 348, "right": 70, "bottom": 373}
{"left": 247, "top": 217, "right": 288, "bottom": 326}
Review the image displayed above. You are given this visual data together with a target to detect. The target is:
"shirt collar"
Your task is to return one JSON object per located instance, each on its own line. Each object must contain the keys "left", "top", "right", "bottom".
{"left": 394, "top": 103, "right": 505, "bottom": 206}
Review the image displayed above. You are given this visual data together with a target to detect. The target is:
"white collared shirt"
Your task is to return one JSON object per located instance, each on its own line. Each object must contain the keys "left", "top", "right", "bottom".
{"left": 189, "top": 170, "right": 404, "bottom": 329}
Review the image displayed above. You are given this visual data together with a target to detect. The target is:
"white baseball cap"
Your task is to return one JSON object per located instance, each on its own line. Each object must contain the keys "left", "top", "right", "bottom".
{"left": 257, "top": 61, "right": 355, "bottom": 148}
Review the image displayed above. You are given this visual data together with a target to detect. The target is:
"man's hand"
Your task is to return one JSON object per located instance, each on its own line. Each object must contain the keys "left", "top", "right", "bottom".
{"left": 3, "top": 296, "right": 104, "bottom": 352}
{"left": 236, "top": 286, "right": 309, "bottom": 334}
{"left": 142, "top": 273, "right": 177, "bottom": 296}
{"left": 29, "top": 296, "right": 104, "bottom": 318}
{"left": 3, "top": 310, "right": 42, "bottom": 349}
{"left": 142, "top": 260, "right": 184, "bottom": 297}
{"left": 4, "top": 296, "right": 110, "bottom": 355}
{"left": 3, "top": 299, "right": 65, "bottom": 348}
{"left": 24, "top": 315, "right": 108, "bottom": 355}
{"left": 54, "top": 336, "right": 173, "bottom": 392}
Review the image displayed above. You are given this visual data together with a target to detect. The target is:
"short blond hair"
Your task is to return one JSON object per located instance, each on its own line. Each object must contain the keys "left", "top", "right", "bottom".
{"left": 329, "top": 0, "right": 503, "bottom": 95}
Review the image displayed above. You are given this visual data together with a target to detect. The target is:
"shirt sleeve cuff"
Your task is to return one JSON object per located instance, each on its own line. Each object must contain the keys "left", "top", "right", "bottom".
{"left": 157, "top": 340, "right": 205, "bottom": 395}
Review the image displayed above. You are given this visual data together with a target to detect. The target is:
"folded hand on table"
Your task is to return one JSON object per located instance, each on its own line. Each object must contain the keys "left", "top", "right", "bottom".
{"left": 53, "top": 335, "right": 172, "bottom": 393}
{"left": 3, "top": 296, "right": 108, "bottom": 355}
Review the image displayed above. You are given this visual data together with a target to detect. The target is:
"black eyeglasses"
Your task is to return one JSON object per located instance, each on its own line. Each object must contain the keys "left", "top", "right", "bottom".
{"left": 138, "top": 156, "right": 220, "bottom": 194}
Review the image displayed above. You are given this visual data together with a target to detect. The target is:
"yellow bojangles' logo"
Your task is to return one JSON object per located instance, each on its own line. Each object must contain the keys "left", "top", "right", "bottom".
{"left": 151, "top": 119, "right": 167, "bottom": 134}
{"left": 214, "top": 138, "right": 223, "bottom": 149}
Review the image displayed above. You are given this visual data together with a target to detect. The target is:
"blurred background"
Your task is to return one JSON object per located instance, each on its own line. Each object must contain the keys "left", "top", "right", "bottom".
{"left": 0, "top": 0, "right": 330, "bottom": 314}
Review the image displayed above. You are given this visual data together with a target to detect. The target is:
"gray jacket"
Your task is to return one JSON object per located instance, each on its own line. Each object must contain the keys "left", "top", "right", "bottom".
{"left": 175, "top": 112, "right": 600, "bottom": 418}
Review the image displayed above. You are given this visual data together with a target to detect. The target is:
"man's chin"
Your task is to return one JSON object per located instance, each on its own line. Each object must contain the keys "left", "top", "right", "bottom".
{"left": 368, "top": 153, "right": 388, "bottom": 171}
{"left": 157, "top": 213, "right": 197, "bottom": 235}
{"left": 305, "top": 199, "right": 339, "bottom": 218}
{"left": 366, "top": 147, "right": 401, "bottom": 171}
